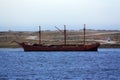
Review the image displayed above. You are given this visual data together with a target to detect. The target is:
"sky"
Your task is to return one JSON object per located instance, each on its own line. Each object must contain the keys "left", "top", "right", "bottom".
{"left": 0, "top": 0, "right": 120, "bottom": 31}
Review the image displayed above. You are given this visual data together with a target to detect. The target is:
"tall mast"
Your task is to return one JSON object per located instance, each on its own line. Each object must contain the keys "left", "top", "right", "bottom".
{"left": 55, "top": 25, "right": 67, "bottom": 45}
{"left": 39, "top": 26, "right": 41, "bottom": 45}
{"left": 83, "top": 24, "right": 86, "bottom": 45}
{"left": 64, "top": 25, "right": 67, "bottom": 45}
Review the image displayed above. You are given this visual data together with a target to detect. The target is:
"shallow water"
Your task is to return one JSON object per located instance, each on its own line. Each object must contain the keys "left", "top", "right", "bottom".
{"left": 0, "top": 48, "right": 120, "bottom": 80}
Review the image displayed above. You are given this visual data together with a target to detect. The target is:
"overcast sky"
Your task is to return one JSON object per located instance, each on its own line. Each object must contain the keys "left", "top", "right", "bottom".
{"left": 0, "top": 0, "right": 120, "bottom": 31}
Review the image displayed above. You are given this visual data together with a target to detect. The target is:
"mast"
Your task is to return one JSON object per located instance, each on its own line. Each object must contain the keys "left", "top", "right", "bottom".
{"left": 64, "top": 25, "right": 66, "bottom": 45}
{"left": 39, "top": 26, "right": 41, "bottom": 45}
{"left": 55, "top": 25, "right": 67, "bottom": 45}
{"left": 83, "top": 24, "right": 86, "bottom": 45}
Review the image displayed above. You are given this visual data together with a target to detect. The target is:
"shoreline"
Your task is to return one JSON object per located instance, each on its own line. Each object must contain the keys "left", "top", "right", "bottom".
{"left": 0, "top": 30, "right": 120, "bottom": 48}
{"left": 0, "top": 44, "right": 120, "bottom": 48}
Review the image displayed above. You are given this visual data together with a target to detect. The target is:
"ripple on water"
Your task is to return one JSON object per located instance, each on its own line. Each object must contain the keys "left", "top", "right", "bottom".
{"left": 0, "top": 48, "right": 120, "bottom": 80}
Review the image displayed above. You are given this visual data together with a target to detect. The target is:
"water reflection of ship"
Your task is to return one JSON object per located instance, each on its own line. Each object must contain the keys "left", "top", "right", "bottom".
{"left": 15, "top": 24, "right": 100, "bottom": 51}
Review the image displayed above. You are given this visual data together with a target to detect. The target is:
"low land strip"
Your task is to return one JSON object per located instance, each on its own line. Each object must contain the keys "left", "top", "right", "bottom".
{"left": 0, "top": 30, "right": 120, "bottom": 48}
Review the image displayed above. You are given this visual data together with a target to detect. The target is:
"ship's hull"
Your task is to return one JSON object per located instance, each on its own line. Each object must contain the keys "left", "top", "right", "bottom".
{"left": 19, "top": 42, "right": 100, "bottom": 51}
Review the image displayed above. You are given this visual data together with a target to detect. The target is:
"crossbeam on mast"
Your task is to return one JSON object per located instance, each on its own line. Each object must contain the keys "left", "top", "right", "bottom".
{"left": 55, "top": 25, "right": 67, "bottom": 45}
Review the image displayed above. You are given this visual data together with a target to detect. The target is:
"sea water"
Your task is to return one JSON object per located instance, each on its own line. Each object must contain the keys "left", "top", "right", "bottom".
{"left": 0, "top": 48, "right": 120, "bottom": 80}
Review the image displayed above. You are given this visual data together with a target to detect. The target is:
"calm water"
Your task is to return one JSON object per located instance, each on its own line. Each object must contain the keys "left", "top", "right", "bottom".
{"left": 0, "top": 48, "right": 120, "bottom": 80}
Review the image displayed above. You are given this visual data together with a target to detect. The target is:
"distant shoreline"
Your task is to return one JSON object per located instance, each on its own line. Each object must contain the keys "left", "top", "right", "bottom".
{"left": 0, "top": 44, "right": 120, "bottom": 48}
{"left": 0, "top": 30, "right": 120, "bottom": 48}
{"left": 99, "top": 44, "right": 120, "bottom": 48}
